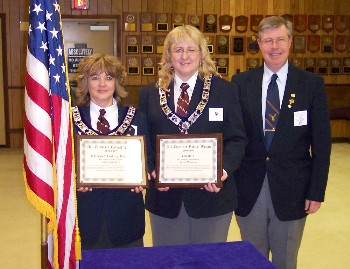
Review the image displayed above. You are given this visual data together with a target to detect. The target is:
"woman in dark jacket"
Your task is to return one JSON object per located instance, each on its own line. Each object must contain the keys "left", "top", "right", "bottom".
{"left": 73, "top": 53, "right": 153, "bottom": 249}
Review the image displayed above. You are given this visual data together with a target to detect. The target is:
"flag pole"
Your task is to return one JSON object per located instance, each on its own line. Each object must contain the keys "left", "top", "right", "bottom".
{"left": 41, "top": 215, "right": 48, "bottom": 269}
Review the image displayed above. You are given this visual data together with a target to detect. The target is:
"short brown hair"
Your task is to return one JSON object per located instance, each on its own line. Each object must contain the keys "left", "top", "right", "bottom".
{"left": 75, "top": 54, "right": 127, "bottom": 106}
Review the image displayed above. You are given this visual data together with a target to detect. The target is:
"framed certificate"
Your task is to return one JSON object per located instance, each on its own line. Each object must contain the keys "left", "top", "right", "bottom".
{"left": 156, "top": 133, "right": 222, "bottom": 188}
{"left": 76, "top": 135, "right": 147, "bottom": 188}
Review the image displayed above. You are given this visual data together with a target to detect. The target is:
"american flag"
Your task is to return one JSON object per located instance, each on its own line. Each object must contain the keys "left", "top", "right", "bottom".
{"left": 23, "top": 0, "right": 78, "bottom": 268}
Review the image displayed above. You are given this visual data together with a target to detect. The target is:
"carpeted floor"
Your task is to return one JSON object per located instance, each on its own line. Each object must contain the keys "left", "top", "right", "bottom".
{"left": 0, "top": 143, "right": 349, "bottom": 268}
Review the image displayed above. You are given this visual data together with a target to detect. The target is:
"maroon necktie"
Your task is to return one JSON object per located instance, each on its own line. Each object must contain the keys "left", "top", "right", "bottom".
{"left": 97, "top": 109, "right": 110, "bottom": 134}
{"left": 176, "top": 83, "right": 190, "bottom": 117}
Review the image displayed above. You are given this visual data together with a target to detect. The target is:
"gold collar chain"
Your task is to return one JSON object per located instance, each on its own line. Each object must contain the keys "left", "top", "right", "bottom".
{"left": 72, "top": 106, "right": 136, "bottom": 136}
{"left": 159, "top": 74, "right": 213, "bottom": 134}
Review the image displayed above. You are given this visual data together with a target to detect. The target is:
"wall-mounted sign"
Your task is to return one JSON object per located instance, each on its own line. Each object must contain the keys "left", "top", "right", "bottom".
{"left": 72, "top": 0, "right": 89, "bottom": 10}
{"left": 67, "top": 47, "right": 93, "bottom": 73}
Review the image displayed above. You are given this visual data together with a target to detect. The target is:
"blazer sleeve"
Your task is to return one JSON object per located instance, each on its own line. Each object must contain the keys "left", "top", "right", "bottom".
{"left": 308, "top": 75, "right": 331, "bottom": 202}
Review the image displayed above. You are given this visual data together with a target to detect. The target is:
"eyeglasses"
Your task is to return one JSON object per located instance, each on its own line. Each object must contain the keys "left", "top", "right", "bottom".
{"left": 259, "top": 37, "right": 290, "bottom": 47}
{"left": 172, "top": 48, "right": 200, "bottom": 56}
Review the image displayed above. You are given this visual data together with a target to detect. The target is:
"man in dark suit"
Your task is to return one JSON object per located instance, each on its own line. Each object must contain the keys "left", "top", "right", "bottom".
{"left": 139, "top": 25, "right": 246, "bottom": 246}
{"left": 231, "top": 16, "right": 331, "bottom": 269}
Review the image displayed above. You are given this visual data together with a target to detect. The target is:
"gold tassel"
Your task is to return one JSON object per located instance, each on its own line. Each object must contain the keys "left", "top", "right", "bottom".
{"left": 75, "top": 227, "right": 82, "bottom": 260}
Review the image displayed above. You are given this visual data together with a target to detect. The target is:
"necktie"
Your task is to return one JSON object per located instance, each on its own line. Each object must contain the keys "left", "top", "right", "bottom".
{"left": 97, "top": 109, "right": 110, "bottom": 134}
{"left": 265, "top": 74, "right": 280, "bottom": 151}
{"left": 176, "top": 83, "right": 190, "bottom": 118}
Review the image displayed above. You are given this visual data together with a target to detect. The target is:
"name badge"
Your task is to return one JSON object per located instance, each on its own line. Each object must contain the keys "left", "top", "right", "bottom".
{"left": 294, "top": 110, "right": 308, "bottom": 126}
{"left": 131, "top": 125, "right": 138, "bottom": 135}
{"left": 209, "top": 108, "right": 223, "bottom": 121}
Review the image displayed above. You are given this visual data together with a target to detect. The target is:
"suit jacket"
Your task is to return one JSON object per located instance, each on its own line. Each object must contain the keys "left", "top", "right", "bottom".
{"left": 74, "top": 105, "right": 152, "bottom": 247}
{"left": 231, "top": 64, "right": 331, "bottom": 221}
{"left": 138, "top": 75, "right": 246, "bottom": 219}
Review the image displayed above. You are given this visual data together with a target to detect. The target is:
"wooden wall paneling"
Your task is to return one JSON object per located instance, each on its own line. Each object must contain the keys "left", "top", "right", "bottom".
{"left": 186, "top": 0, "right": 197, "bottom": 14}
{"left": 279, "top": 0, "right": 291, "bottom": 15}
{"left": 98, "top": 0, "right": 112, "bottom": 15}
{"left": 337, "top": 0, "right": 350, "bottom": 13}
{"left": 60, "top": 0, "right": 73, "bottom": 15}
{"left": 152, "top": 0, "right": 164, "bottom": 13}
{"left": 9, "top": 1, "right": 20, "bottom": 86}
{"left": 141, "top": 0, "right": 147, "bottom": 12}
{"left": 10, "top": 132, "right": 23, "bottom": 148}
{"left": 128, "top": 0, "right": 141, "bottom": 12}
{"left": 86, "top": 0, "right": 98, "bottom": 15}
{"left": 196, "top": 0, "right": 203, "bottom": 15}
{"left": 202, "top": 0, "right": 215, "bottom": 13}
{"left": 214, "top": 0, "right": 221, "bottom": 15}
{"left": 173, "top": 0, "right": 186, "bottom": 13}
{"left": 8, "top": 88, "right": 23, "bottom": 129}
{"left": 111, "top": 0, "right": 123, "bottom": 14}
{"left": 289, "top": 0, "right": 300, "bottom": 14}
{"left": 163, "top": 0, "right": 173, "bottom": 13}
{"left": 19, "top": 0, "right": 28, "bottom": 85}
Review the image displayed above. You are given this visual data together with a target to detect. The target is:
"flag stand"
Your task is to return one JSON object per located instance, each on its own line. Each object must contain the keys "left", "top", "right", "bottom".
{"left": 41, "top": 215, "right": 48, "bottom": 269}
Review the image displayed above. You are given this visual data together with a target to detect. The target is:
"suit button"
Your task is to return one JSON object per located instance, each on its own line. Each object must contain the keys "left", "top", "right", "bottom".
{"left": 266, "top": 157, "right": 270, "bottom": 161}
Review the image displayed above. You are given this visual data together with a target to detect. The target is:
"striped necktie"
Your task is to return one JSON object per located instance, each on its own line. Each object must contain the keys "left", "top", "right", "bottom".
{"left": 176, "top": 82, "right": 190, "bottom": 118}
{"left": 97, "top": 109, "right": 110, "bottom": 134}
{"left": 265, "top": 74, "right": 279, "bottom": 151}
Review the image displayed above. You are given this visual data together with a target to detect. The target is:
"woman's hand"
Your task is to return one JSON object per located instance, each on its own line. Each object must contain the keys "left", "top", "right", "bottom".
{"left": 77, "top": 187, "right": 92, "bottom": 192}
{"left": 203, "top": 170, "right": 228, "bottom": 193}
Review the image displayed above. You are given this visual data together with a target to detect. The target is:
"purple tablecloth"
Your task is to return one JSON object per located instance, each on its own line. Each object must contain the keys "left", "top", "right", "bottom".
{"left": 80, "top": 240, "right": 276, "bottom": 269}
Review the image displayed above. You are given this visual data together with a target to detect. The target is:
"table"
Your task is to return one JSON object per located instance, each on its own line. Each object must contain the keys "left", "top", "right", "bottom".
{"left": 80, "top": 240, "right": 276, "bottom": 269}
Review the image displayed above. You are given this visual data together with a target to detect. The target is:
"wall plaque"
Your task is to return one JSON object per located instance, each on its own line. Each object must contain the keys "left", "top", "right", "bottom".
{"left": 246, "top": 58, "right": 260, "bottom": 70}
{"left": 219, "top": 15, "right": 233, "bottom": 32}
{"left": 322, "top": 15, "right": 334, "bottom": 33}
{"left": 247, "top": 35, "right": 259, "bottom": 54}
{"left": 304, "top": 58, "right": 316, "bottom": 73}
{"left": 293, "top": 35, "right": 306, "bottom": 53}
{"left": 140, "top": 12, "right": 154, "bottom": 32}
{"left": 307, "top": 35, "right": 320, "bottom": 53}
{"left": 142, "top": 36, "right": 154, "bottom": 54}
{"left": 216, "top": 58, "right": 228, "bottom": 76}
{"left": 330, "top": 58, "right": 341, "bottom": 75}
{"left": 204, "top": 35, "right": 215, "bottom": 54}
{"left": 343, "top": 57, "right": 350, "bottom": 74}
{"left": 172, "top": 13, "right": 185, "bottom": 28}
{"left": 156, "top": 35, "right": 166, "bottom": 54}
{"left": 126, "top": 35, "right": 139, "bottom": 54}
{"left": 123, "top": 12, "right": 137, "bottom": 32}
{"left": 250, "top": 15, "right": 263, "bottom": 33}
{"left": 215, "top": 35, "right": 229, "bottom": 54}
{"left": 142, "top": 57, "right": 155, "bottom": 76}
{"left": 281, "top": 14, "right": 293, "bottom": 23}
{"left": 291, "top": 58, "right": 303, "bottom": 68}
{"left": 335, "top": 15, "right": 348, "bottom": 33}
{"left": 204, "top": 14, "right": 217, "bottom": 33}
{"left": 322, "top": 35, "right": 334, "bottom": 53}
{"left": 189, "top": 15, "right": 201, "bottom": 29}
{"left": 156, "top": 13, "right": 169, "bottom": 32}
{"left": 294, "top": 15, "right": 307, "bottom": 32}
{"left": 235, "top": 15, "right": 248, "bottom": 33}
{"left": 231, "top": 36, "right": 245, "bottom": 55}
{"left": 335, "top": 35, "right": 349, "bottom": 53}
{"left": 126, "top": 57, "right": 140, "bottom": 75}
{"left": 317, "top": 58, "right": 329, "bottom": 75}
{"left": 308, "top": 15, "right": 321, "bottom": 33}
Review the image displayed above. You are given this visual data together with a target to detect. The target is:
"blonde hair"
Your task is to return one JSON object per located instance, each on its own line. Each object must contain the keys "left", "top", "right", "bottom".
{"left": 157, "top": 25, "right": 219, "bottom": 91}
{"left": 75, "top": 54, "right": 127, "bottom": 106}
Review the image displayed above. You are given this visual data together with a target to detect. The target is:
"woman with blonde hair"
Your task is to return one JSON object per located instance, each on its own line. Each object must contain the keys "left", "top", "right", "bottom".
{"left": 138, "top": 25, "right": 246, "bottom": 246}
